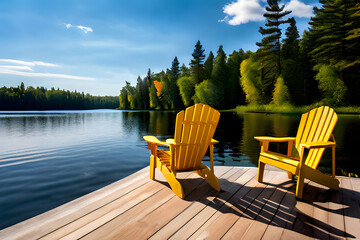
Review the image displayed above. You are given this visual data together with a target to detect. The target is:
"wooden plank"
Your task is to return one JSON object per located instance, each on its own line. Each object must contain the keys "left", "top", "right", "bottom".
{"left": 149, "top": 167, "right": 249, "bottom": 240}
{"left": 229, "top": 172, "right": 294, "bottom": 239}
{"left": 328, "top": 178, "right": 345, "bottom": 240}
{"left": 41, "top": 179, "right": 167, "bottom": 239}
{"left": 80, "top": 167, "right": 230, "bottom": 240}
{"left": 0, "top": 167, "right": 150, "bottom": 240}
{"left": 341, "top": 177, "right": 360, "bottom": 239}
{"left": 170, "top": 168, "right": 260, "bottom": 240}
{"left": 221, "top": 171, "right": 292, "bottom": 239}
{"left": 190, "top": 170, "right": 281, "bottom": 240}
{"left": 110, "top": 167, "right": 236, "bottom": 239}
{"left": 261, "top": 185, "right": 297, "bottom": 240}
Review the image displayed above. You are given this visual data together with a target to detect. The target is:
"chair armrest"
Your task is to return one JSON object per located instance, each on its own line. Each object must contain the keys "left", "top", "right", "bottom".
{"left": 143, "top": 136, "right": 169, "bottom": 147}
{"left": 254, "top": 136, "right": 296, "bottom": 142}
{"left": 301, "top": 142, "right": 335, "bottom": 149}
{"left": 210, "top": 139, "right": 219, "bottom": 145}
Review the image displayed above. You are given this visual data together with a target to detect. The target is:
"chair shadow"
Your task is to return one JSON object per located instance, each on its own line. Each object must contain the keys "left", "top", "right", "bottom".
{"left": 154, "top": 173, "right": 358, "bottom": 239}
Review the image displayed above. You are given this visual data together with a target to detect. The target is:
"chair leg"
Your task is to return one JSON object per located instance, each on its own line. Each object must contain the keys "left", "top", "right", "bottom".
{"left": 149, "top": 155, "right": 155, "bottom": 180}
{"left": 196, "top": 164, "right": 220, "bottom": 191}
{"left": 257, "top": 161, "right": 265, "bottom": 182}
{"left": 287, "top": 171, "right": 293, "bottom": 179}
{"left": 162, "top": 169, "right": 185, "bottom": 199}
{"left": 296, "top": 173, "right": 305, "bottom": 199}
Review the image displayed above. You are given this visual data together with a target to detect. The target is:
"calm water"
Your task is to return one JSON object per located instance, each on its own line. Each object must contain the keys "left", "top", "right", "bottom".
{"left": 0, "top": 109, "right": 359, "bottom": 229}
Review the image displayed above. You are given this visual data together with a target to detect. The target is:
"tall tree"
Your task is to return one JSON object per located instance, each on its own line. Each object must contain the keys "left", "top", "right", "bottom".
{"left": 281, "top": 17, "right": 301, "bottom": 104}
{"left": 180, "top": 63, "right": 191, "bottom": 77}
{"left": 210, "top": 45, "right": 228, "bottom": 108}
{"left": 203, "top": 51, "right": 214, "bottom": 80}
{"left": 135, "top": 76, "right": 143, "bottom": 109}
{"left": 226, "top": 50, "right": 245, "bottom": 107}
{"left": 168, "top": 56, "right": 182, "bottom": 108}
{"left": 169, "top": 56, "right": 180, "bottom": 80}
{"left": 308, "top": 0, "right": 360, "bottom": 104}
{"left": 282, "top": 17, "right": 300, "bottom": 61}
{"left": 190, "top": 40, "right": 205, "bottom": 84}
{"left": 256, "top": 0, "right": 291, "bottom": 78}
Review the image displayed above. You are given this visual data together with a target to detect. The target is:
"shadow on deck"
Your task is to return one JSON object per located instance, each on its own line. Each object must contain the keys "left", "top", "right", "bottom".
{"left": 0, "top": 166, "right": 359, "bottom": 239}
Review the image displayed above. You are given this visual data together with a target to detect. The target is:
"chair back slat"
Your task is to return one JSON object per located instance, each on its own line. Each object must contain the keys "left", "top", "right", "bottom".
{"left": 295, "top": 106, "right": 337, "bottom": 169}
{"left": 173, "top": 104, "right": 220, "bottom": 170}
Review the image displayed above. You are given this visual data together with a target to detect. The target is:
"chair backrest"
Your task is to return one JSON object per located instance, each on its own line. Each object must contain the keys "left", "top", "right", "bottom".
{"left": 173, "top": 104, "right": 220, "bottom": 171}
{"left": 295, "top": 106, "right": 338, "bottom": 169}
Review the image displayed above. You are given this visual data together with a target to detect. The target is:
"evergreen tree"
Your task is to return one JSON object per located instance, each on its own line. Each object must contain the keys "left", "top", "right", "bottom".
{"left": 168, "top": 56, "right": 182, "bottom": 108}
{"left": 136, "top": 76, "right": 143, "bottom": 109}
{"left": 226, "top": 50, "right": 245, "bottom": 107}
{"left": 308, "top": 0, "right": 360, "bottom": 104}
{"left": 282, "top": 17, "right": 300, "bottom": 61}
{"left": 203, "top": 51, "right": 214, "bottom": 80}
{"left": 180, "top": 63, "right": 191, "bottom": 77}
{"left": 190, "top": 40, "right": 205, "bottom": 84}
{"left": 256, "top": 0, "right": 291, "bottom": 94}
{"left": 169, "top": 56, "right": 180, "bottom": 80}
{"left": 281, "top": 17, "right": 301, "bottom": 104}
{"left": 210, "top": 45, "right": 228, "bottom": 108}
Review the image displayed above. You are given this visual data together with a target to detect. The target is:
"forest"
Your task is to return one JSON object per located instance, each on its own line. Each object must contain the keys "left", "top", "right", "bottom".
{"left": 0, "top": 83, "right": 119, "bottom": 110}
{"left": 119, "top": 0, "right": 360, "bottom": 111}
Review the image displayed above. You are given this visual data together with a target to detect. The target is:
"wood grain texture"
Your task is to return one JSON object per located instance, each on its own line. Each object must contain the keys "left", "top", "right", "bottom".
{"left": 1, "top": 167, "right": 359, "bottom": 240}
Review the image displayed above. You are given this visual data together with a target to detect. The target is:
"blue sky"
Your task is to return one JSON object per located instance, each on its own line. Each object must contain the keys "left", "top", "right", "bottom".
{"left": 0, "top": 0, "right": 318, "bottom": 96}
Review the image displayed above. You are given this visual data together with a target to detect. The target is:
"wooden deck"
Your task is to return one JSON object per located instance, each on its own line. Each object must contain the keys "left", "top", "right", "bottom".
{"left": 1, "top": 166, "right": 359, "bottom": 240}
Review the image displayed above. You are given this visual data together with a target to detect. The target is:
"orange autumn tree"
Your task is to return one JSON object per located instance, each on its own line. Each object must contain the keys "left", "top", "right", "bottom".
{"left": 154, "top": 80, "right": 163, "bottom": 97}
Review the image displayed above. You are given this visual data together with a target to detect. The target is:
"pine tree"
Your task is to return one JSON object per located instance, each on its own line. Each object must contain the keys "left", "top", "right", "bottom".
{"left": 190, "top": 40, "right": 205, "bottom": 84}
{"left": 281, "top": 17, "right": 301, "bottom": 104}
{"left": 180, "top": 64, "right": 191, "bottom": 77}
{"left": 226, "top": 50, "right": 244, "bottom": 107}
{"left": 282, "top": 17, "right": 300, "bottom": 61}
{"left": 210, "top": 45, "right": 228, "bottom": 108}
{"left": 203, "top": 51, "right": 214, "bottom": 80}
{"left": 167, "top": 57, "right": 182, "bottom": 108}
{"left": 256, "top": 0, "right": 291, "bottom": 77}
{"left": 136, "top": 76, "right": 143, "bottom": 109}
{"left": 308, "top": 0, "right": 360, "bottom": 104}
{"left": 169, "top": 56, "right": 180, "bottom": 80}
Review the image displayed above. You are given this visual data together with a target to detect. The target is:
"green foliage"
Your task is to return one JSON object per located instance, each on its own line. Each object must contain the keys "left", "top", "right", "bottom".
{"left": 272, "top": 76, "right": 290, "bottom": 105}
{"left": 256, "top": 0, "right": 292, "bottom": 77}
{"left": 308, "top": 0, "right": 360, "bottom": 104}
{"left": 210, "top": 45, "right": 228, "bottom": 108}
{"left": 314, "top": 64, "right": 347, "bottom": 106}
{"left": 193, "top": 80, "right": 216, "bottom": 107}
{"left": 149, "top": 83, "right": 161, "bottom": 109}
{"left": 282, "top": 17, "right": 300, "bottom": 61}
{"left": 203, "top": 51, "right": 214, "bottom": 80}
{"left": 177, "top": 76, "right": 195, "bottom": 107}
{"left": 180, "top": 63, "right": 191, "bottom": 77}
{"left": 240, "top": 58, "right": 263, "bottom": 105}
{"left": 226, "top": 50, "right": 245, "bottom": 107}
{"left": 190, "top": 40, "right": 205, "bottom": 84}
{"left": 0, "top": 83, "right": 118, "bottom": 110}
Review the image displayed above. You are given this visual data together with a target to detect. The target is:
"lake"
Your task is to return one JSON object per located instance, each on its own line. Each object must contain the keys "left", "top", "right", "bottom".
{"left": 0, "top": 109, "right": 359, "bottom": 230}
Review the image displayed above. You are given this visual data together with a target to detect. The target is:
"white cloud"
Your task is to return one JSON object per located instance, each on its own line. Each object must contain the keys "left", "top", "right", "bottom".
{"left": 0, "top": 59, "right": 95, "bottom": 81}
{"left": 285, "top": 0, "right": 313, "bottom": 18}
{"left": 0, "top": 59, "right": 59, "bottom": 67}
{"left": 0, "top": 65, "right": 33, "bottom": 71}
{"left": 220, "top": 0, "right": 264, "bottom": 25}
{"left": 0, "top": 68, "right": 95, "bottom": 81}
{"left": 65, "top": 23, "right": 93, "bottom": 33}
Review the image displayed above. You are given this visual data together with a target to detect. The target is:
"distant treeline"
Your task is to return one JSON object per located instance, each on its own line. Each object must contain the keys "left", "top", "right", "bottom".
{"left": 119, "top": 0, "right": 360, "bottom": 110}
{"left": 0, "top": 83, "right": 119, "bottom": 110}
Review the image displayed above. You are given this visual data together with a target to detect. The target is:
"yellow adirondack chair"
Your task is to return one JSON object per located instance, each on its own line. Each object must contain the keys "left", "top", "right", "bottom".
{"left": 143, "top": 104, "right": 221, "bottom": 199}
{"left": 255, "top": 106, "right": 339, "bottom": 199}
